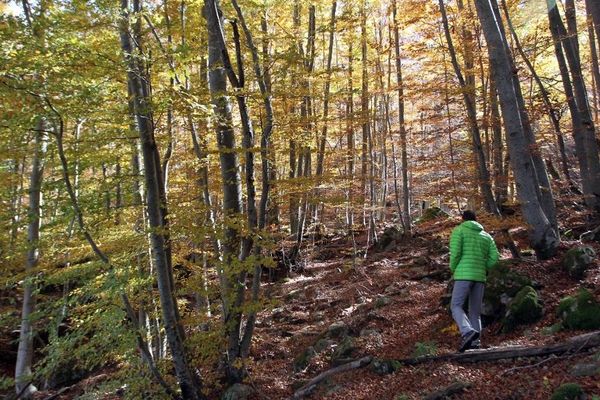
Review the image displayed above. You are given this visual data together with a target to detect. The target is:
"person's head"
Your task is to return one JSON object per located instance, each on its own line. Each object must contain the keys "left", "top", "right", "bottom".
{"left": 462, "top": 210, "right": 477, "bottom": 221}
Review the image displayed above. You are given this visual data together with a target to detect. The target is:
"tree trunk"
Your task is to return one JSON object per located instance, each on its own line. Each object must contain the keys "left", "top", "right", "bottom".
{"left": 439, "top": 0, "right": 498, "bottom": 214}
{"left": 489, "top": 79, "right": 506, "bottom": 207}
{"left": 360, "top": 0, "right": 369, "bottom": 219}
{"left": 474, "top": 0, "right": 558, "bottom": 259}
{"left": 490, "top": 0, "right": 557, "bottom": 233}
{"left": 121, "top": 1, "right": 203, "bottom": 397}
{"left": 316, "top": 1, "right": 337, "bottom": 177}
{"left": 586, "top": 0, "right": 600, "bottom": 123}
{"left": 392, "top": 0, "right": 411, "bottom": 233}
{"left": 587, "top": 0, "right": 600, "bottom": 71}
{"left": 230, "top": 0, "right": 274, "bottom": 358}
{"left": 15, "top": 124, "right": 46, "bottom": 399}
{"left": 548, "top": 0, "right": 600, "bottom": 208}
{"left": 501, "top": 0, "right": 570, "bottom": 182}
{"left": 346, "top": 39, "right": 355, "bottom": 230}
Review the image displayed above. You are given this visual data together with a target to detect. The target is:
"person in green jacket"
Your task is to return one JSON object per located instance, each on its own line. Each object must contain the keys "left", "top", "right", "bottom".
{"left": 449, "top": 210, "right": 499, "bottom": 352}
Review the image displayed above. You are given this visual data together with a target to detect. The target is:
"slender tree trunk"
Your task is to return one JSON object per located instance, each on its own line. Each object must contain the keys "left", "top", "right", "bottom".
{"left": 230, "top": 0, "right": 273, "bottom": 358}
{"left": 9, "top": 157, "right": 25, "bottom": 251}
{"left": 316, "top": 1, "right": 337, "bottom": 177}
{"left": 586, "top": 0, "right": 600, "bottom": 123}
{"left": 439, "top": 0, "right": 498, "bottom": 214}
{"left": 501, "top": 0, "right": 570, "bottom": 182}
{"left": 392, "top": 0, "right": 411, "bottom": 233}
{"left": 587, "top": 0, "right": 600, "bottom": 55}
{"left": 489, "top": 79, "right": 507, "bottom": 207}
{"left": 360, "top": 0, "right": 369, "bottom": 225}
{"left": 121, "top": 1, "right": 203, "bottom": 397}
{"left": 15, "top": 125, "right": 46, "bottom": 399}
{"left": 346, "top": 34, "right": 355, "bottom": 230}
{"left": 548, "top": 0, "right": 600, "bottom": 208}
{"left": 474, "top": 0, "right": 558, "bottom": 259}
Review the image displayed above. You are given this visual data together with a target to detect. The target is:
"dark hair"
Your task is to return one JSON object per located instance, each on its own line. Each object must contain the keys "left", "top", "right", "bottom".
{"left": 462, "top": 210, "right": 477, "bottom": 221}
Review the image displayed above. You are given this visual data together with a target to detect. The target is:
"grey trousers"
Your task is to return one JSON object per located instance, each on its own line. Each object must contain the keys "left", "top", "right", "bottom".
{"left": 451, "top": 280, "right": 485, "bottom": 338}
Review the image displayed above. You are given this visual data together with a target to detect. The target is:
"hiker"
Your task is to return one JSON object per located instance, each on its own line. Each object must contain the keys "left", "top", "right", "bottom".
{"left": 449, "top": 210, "right": 499, "bottom": 352}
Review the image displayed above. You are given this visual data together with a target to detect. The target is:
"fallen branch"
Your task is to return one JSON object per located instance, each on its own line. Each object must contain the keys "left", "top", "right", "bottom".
{"left": 396, "top": 331, "right": 600, "bottom": 366}
{"left": 291, "top": 356, "right": 372, "bottom": 399}
{"left": 502, "top": 354, "right": 558, "bottom": 375}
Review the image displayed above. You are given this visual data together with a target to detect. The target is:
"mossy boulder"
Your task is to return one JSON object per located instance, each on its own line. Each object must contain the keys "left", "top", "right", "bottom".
{"left": 221, "top": 384, "right": 254, "bottom": 400}
{"left": 331, "top": 336, "right": 356, "bottom": 362}
{"left": 550, "top": 383, "right": 584, "bottom": 400}
{"left": 482, "top": 260, "right": 532, "bottom": 320}
{"left": 502, "top": 286, "right": 543, "bottom": 332}
{"left": 369, "top": 359, "right": 401, "bottom": 375}
{"left": 374, "top": 226, "right": 403, "bottom": 252}
{"left": 293, "top": 346, "right": 317, "bottom": 372}
{"left": 562, "top": 246, "right": 596, "bottom": 280}
{"left": 418, "top": 207, "right": 449, "bottom": 223}
{"left": 558, "top": 288, "right": 600, "bottom": 330}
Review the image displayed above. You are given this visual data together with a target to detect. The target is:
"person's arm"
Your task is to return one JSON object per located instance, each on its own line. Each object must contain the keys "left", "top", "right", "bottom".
{"left": 486, "top": 237, "right": 499, "bottom": 270}
{"left": 449, "top": 227, "right": 462, "bottom": 273}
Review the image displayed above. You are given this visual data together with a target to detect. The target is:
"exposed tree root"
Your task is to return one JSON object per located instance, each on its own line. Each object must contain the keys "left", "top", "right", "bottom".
{"left": 291, "top": 356, "right": 372, "bottom": 399}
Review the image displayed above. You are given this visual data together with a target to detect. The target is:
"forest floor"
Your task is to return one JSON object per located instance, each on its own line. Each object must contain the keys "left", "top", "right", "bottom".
{"left": 3, "top": 211, "right": 600, "bottom": 400}
{"left": 244, "top": 215, "right": 600, "bottom": 400}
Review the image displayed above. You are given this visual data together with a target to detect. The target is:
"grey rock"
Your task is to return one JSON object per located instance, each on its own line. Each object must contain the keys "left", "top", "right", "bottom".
{"left": 570, "top": 363, "right": 600, "bottom": 377}
{"left": 375, "top": 296, "right": 392, "bottom": 308}
{"left": 221, "top": 384, "right": 254, "bottom": 400}
{"left": 326, "top": 321, "right": 349, "bottom": 339}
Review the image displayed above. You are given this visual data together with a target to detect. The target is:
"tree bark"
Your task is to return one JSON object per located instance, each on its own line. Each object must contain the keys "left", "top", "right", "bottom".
{"left": 586, "top": 0, "right": 600, "bottom": 123}
{"left": 15, "top": 124, "right": 46, "bottom": 399}
{"left": 360, "top": 0, "right": 369, "bottom": 218}
{"left": 316, "top": 1, "right": 337, "bottom": 177}
{"left": 392, "top": 0, "right": 411, "bottom": 233}
{"left": 501, "top": 0, "right": 570, "bottom": 182}
{"left": 120, "top": 1, "right": 203, "bottom": 397}
{"left": 230, "top": 0, "right": 274, "bottom": 359}
{"left": 548, "top": 0, "right": 600, "bottom": 209}
{"left": 490, "top": 0, "right": 557, "bottom": 233}
{"left": 474, "top": 0, "right": 558, "bottom": 259}
{"left": 439, "top": 0, "right": 498, "bottom": 214}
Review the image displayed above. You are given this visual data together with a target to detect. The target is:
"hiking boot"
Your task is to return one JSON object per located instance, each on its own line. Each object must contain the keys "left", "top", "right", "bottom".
{"left": 458, "top": 330, "right": 479, "bottom": 353}
{"left": 469, "top": 341, "right": 481, "bottom": 350}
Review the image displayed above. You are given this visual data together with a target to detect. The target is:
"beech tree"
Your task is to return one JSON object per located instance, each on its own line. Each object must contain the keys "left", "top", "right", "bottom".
{"left": 474, "top": 0, "right": 558, "bottom": 258}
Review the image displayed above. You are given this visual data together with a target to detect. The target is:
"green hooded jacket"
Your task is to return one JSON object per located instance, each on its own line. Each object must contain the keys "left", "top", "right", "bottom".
{"left": 449, "top": 220, "right": 499, "bottom": 282}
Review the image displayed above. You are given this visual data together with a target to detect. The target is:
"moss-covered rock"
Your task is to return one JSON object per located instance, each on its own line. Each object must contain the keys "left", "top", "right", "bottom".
{"left": 375, "top": 295, "right": 392, "bottom": 308}
{"left": 558, "top": 288, "right": 600, "bottom": 330}
{"left": 482, "top": 260, "right": 532, "bottom": 320}
{"left": 374, "top": 226, "right": 403, "bottom": 251}
{"left": 293, "top": 346, "right": 317, "bottom": 372}
{"left": 417, "top": 207, "right": 449, "bottom": 223}
{"left": 502, "top": 286, "right": 543, "bottom": 332}
{"left": 369, "top": 359, "right": 401, "bottom": 375}
{"left": 550, "top": 382, "right": 584, "bottom": 400}
{"left": 331, "top": 336, "right": 356, "bottom": 362}
{"left": 562, "top": 246, "right": 596, "bottom": 280}
{"left": 221, "top": 384, "right": 254, "bottom": 400}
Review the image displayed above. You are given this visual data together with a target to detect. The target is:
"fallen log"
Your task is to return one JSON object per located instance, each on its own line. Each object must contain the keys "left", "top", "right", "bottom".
{"left": 397, "top": 331, "right": 600, "bottom": 365}
{"left": 291, "top": 356, "right": 372, "bottom": 399}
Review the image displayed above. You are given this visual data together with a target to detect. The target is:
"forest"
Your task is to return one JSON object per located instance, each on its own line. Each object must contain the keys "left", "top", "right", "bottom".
{"left": 1, "top": 0, "right": 600, "bottom": 398}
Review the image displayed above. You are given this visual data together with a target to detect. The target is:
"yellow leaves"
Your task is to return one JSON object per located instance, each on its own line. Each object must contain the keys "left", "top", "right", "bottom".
{"left": 441, "top": 323, "right": 459, "bottom": 335}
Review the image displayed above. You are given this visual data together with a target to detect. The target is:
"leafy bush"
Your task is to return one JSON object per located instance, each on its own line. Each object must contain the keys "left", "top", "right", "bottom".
{"left": 412, "top": 341, "right": 438, "bottom": 357}
{"left": 550, "top": 382, "right": 584, "bottom": 400}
